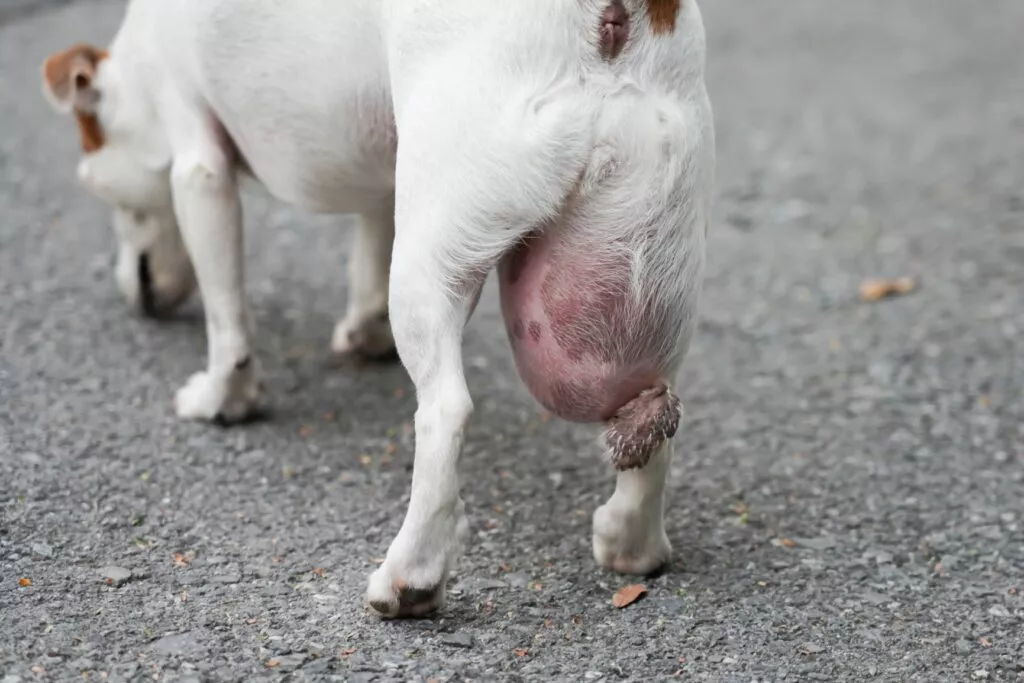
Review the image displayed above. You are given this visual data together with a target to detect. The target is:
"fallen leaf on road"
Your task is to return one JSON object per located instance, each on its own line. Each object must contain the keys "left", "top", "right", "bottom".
{"left": 339, "top": 648, "right": 356, "bottom": 658}
{"left": 513, "top": 648, "right": 529, "bottom": 657}
{"left": 612, "top": 584, "right": 647, "bottom": 608}
{"left": 18, "top": 577, "right": 31, "bottom": 587}
{"left": 777, "top": 538, "right": 797, "bottom": 548}
{"left": 979, "top": 637, "right": 993, "bottom": 648}
{"left": 172, "top": 553, "right": 191, "bottom": 567}
{"left": 312, "top": 567, "right": 325, "bottom": 577}
{"left": 859, "top": 277, "right": 915, "bottom": 302}
{"left": 266, "top": 659, "right": 280, "bottom": 668}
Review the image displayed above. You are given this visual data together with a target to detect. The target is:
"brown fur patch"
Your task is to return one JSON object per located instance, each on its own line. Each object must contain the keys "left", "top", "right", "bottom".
{"left": 645, "top": 0, "right": 680, "bottom": 34}
{"left": 75, "top": 111, "right": 104, "bottom": 152}
{"left": 41, "top": 44, "right": 108, "bottom": 152}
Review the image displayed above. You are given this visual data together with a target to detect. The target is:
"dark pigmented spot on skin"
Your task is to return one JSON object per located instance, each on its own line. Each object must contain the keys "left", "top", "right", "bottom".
{"left": 528, "top": 321, "right": 542, "bottom": 342}
{"left": 540, "top": 248, "right": 633, "bottom": 364}
{"left": 599, "top": 0, "right": 630, "bottom": 60}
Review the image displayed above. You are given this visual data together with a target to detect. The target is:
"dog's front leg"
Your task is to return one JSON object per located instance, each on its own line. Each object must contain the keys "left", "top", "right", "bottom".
{"left": 167, "top": 117, "right": 259, "bottom": 423}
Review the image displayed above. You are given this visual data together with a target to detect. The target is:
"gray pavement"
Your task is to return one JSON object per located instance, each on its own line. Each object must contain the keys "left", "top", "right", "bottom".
{"left": 2, "top": 1, "right": 1023, "bottom": 681}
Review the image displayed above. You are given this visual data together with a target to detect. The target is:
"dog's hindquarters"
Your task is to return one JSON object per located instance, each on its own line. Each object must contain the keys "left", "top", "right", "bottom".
{"left": 498, "top": 85, "right": 712, "bottom": 470}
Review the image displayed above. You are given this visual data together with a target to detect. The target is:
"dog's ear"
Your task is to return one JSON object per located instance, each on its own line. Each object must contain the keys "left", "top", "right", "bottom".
{"left": 41, "top": 43, "right": 108, "bottom": 114}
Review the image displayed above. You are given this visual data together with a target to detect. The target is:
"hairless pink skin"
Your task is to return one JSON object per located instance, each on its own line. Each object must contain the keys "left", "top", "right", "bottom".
{"left": 499, "top": 228, "right": 681, "bottom": 471}
{"left": 598, "top": 0, "right": 630, "bottom": 60}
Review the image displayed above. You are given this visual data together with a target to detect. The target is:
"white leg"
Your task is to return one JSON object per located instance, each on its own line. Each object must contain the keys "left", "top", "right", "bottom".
{"left": 167, "top": 131, "right": 259, "bottom": 423}
{"left": 364, "top": 258, "right": 479, "bottom": 617}
{"left": 593, "top": 438, "right": 674, "bottom": 574}
{"left": 331, "top": 196, "right": 396, "bottom": 359}
{"left": 365, "top": 62, "right": 589, "bottom": 617}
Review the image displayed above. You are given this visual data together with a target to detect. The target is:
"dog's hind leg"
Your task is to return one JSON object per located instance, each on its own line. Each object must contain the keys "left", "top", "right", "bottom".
{"left": 331, "top": 195, "right": 397, "bottom": 360}
{"left": 365, "top": 62, "right": 591, "bottom": 618}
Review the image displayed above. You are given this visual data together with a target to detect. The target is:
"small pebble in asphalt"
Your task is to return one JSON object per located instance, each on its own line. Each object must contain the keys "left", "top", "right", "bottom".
{"left": 31, "top": 542, "right": 53, "bottom": 558}
{"left": 98, "top": 566, "right": 132, "bottom": 587}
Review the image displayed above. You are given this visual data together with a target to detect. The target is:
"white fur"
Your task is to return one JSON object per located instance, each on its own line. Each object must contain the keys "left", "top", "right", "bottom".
{"left": 45, "top": 0, "right": 715, "bottom": 617}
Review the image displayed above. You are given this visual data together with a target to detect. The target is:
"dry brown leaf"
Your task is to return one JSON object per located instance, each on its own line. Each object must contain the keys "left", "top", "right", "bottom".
{"left": 513, "top": 648, "right": 529, "bottom": 657}
{"left": 779, "top": 538, "right": 797, "bottom": 548}
{"left": 172, "top": 552, "right": 191, "bottom": 567}
{"left": 980, "top": 637, "right": 993, "bottom": 648}
{"left": 612, "top": 584, "right": 647, "bottom": 608}
{"left": 339, "top": 647, "right": 356, "bottom": 658}
{"left": 18, "top": 577, "right": 31, "bottom": 587}
{"left": 266, "top": 659, "right": 280, "bottom": 668}
{"left": 859, "top": 277, "right": 915, "bottom": 302}
{"left": 312, "top": 567, "right": 325, "bottom": 578}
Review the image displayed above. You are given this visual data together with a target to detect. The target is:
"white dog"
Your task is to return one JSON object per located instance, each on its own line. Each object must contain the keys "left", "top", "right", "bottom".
{"left": 42, "top": 0, "right": 714, "bottom": 617}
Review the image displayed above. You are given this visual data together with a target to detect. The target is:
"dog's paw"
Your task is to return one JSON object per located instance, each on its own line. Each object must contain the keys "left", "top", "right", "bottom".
{"left": 366, "top": 569, "right": 447, "bottom": 619}
{"left": 592, "top": 501, "right": 671, "bottom": 575}
{"left": 331, "top": 312, "right": 396, "bottom": 361}
{"left": 173, "top": 360, "right": 260, "bottom": 423}
{"left": 365, "top": 500, "right": 468, "bottom": 618}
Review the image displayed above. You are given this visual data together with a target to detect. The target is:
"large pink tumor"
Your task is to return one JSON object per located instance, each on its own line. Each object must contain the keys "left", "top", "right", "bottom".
{"left": 498, "top": 229, "right": 671, "bottom": 424}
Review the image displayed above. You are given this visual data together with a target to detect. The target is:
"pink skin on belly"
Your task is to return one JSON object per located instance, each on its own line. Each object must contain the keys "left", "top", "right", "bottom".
{"left": 498, "top": 232, "right": 664, "bottom": 424}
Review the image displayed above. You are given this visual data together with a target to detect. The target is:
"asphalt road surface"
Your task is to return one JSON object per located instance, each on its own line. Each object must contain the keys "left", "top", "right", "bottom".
{"left": 2, "top": 1, "right": 1023, "bottom": 681}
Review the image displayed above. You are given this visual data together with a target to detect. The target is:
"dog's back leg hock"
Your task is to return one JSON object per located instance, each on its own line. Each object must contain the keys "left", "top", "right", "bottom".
{"left": 166, "top": 105, "right": 258, "bottom": 422}
{"left": 365, "top": 65, "right": 589, "bottom": 618}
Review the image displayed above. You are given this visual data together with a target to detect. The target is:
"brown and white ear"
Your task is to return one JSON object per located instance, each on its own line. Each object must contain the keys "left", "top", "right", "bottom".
{"left": 41, "top": 43, "right": 107, "bottom": 114}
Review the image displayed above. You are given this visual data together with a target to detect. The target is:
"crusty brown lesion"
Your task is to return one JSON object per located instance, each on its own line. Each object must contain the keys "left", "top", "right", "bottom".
{"left": 645, "top": 0, "right": 680, "bottom": 35}
{"left": 604, "top": 382, "right": 681, "bottom": 470}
